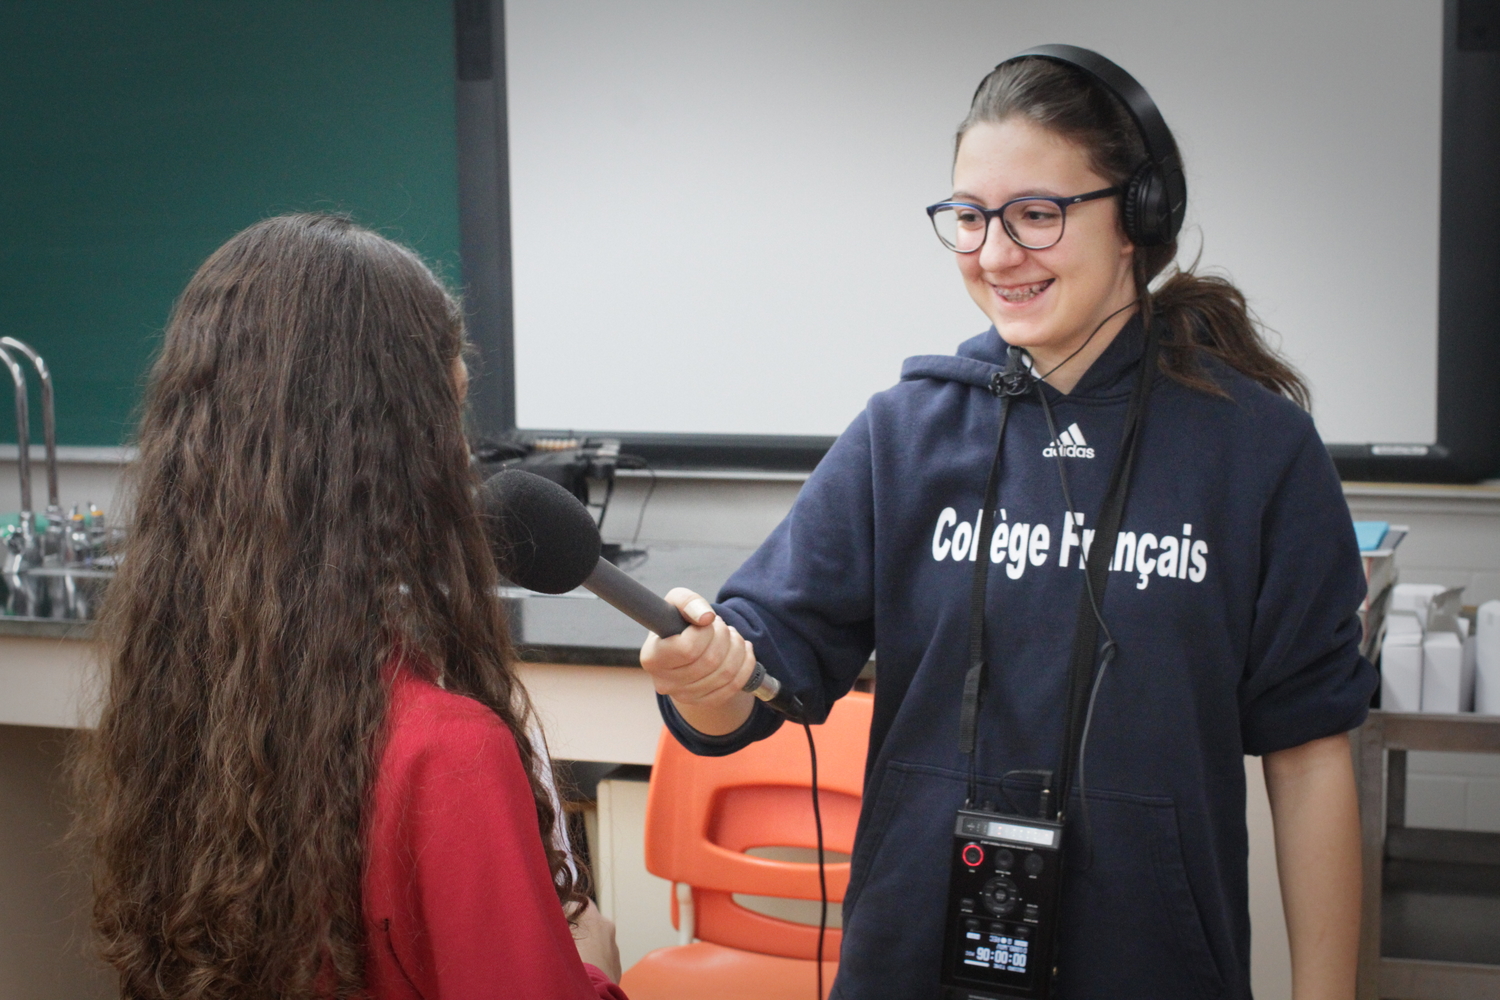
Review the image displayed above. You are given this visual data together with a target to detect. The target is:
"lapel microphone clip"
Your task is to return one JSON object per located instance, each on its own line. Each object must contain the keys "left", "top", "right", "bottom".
{"left": 991, "top": 347, "right": 1036, "bottom": 399}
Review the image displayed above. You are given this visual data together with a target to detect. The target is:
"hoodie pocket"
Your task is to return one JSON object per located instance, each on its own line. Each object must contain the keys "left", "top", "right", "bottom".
{"left": 843, "top": 761, "right": 911, "bottom": 918}
{"left": 1058, "top": 789, "right": 1226, "bottom": 1000}
{"left": 839, "top": 764, "right": 1226, "bottom": 1000}
{"left": 837, "top": 761, "right": 967, "bottom": 999}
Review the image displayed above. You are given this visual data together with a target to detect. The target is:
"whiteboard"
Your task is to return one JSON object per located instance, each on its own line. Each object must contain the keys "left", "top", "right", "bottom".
{"left": 506, "top": 0, "right": 1441, "bottom": 445}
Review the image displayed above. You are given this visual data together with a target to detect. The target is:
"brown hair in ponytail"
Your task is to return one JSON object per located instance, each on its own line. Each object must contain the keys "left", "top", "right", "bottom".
{"left": 959, "top": 56, "right": 1309, "bottom": 409}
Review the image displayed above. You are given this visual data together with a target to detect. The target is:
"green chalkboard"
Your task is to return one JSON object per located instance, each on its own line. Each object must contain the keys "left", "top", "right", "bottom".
{"left": 0, "top": 1, "right": 460, "bottom": 446}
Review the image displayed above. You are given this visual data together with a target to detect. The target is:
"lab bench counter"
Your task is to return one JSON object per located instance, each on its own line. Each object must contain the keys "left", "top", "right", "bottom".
{"left": 1356, "top": 710, "right": 1500, "bottom": 999}
{"left": 0, "top": 542, "right": 760, "bottom": 762}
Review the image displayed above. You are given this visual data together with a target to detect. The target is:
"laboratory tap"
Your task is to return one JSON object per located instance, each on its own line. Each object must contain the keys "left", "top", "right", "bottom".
{"left": 0, "top": 343, "right": 39, "bottom": 574}
{"left": 0, "top": 338, "right": 61, "bottom": 559}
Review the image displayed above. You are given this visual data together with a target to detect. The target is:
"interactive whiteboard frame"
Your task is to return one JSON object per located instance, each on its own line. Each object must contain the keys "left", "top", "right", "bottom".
{"left": 454, "top": 0, "right": 1500, "bottom": 481}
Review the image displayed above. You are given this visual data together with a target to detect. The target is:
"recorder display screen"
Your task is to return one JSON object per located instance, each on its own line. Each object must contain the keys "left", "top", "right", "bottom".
{"left": 962, "top": 925, "right": 1031, "bottom": 973}
{"left": 957, "top": 814, "right": 1058, "bottom": 847}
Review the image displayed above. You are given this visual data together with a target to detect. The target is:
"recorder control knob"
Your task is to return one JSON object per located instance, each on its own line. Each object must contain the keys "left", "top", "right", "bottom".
{"left": 961, "top": 843, "right": 985, "bottom": 867}
{"left": 980, "top": 876, "right": 1020, "bottom": 917}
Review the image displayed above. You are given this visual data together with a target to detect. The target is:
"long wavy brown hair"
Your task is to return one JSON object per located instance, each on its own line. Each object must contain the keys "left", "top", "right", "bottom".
{"left": 72, "top": 214, "right": 583, "bottom": 999}
{"left": 961, "top": 56, "right": 1310, "bottom": 408}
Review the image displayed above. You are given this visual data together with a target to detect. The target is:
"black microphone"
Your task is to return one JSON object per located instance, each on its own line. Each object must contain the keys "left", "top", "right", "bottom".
{"left": 480, "top": 468, "right": 807, "bottom": 721}
{"left": 992, "top": 345, "right": 1036, "bottom": 398}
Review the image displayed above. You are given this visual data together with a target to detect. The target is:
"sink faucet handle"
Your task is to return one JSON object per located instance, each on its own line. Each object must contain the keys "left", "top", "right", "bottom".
{"left": 0, "top": 344, "right": 33, "bottom": 526}
{"left": 0, "top": 338, "right": 57, "bottom": 514}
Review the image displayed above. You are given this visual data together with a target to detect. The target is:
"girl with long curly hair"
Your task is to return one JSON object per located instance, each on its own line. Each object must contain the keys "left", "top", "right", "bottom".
{"left": 74, "top": 214, "right": 627, "bottom": 1000}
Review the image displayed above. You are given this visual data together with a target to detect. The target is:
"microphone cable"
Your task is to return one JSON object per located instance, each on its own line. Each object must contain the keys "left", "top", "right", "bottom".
{"left": 983, "top": 340, "right": 1116, "bottom": 858}
{"left": 802, "top": 720, "right": 828, "bottom": 1000}
{"left": 1033, "top": 300, "right": 1137, "bottom": 385}
{"left": 613, "top": 452, "right": 657, "bottom": 548}
{"left": 1034, "top": 375, "right": 1114, "bottom": 871}
{"left": 1031, "top": 300, "right": 1162, "bottom": 871}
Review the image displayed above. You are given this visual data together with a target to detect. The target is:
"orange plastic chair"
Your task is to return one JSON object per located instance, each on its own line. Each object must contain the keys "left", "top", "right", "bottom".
{"left": 619, "top": 691, "right": 873, "bottom": 1000}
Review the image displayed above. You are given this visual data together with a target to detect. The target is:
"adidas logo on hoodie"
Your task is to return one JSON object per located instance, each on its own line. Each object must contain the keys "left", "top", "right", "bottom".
{"left": 1042, "top": 422, "right": 1094, "bottom": 459}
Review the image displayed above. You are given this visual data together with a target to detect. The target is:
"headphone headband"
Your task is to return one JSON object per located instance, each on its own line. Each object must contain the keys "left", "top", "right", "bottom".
{"left": 1009, "top": 45, "right": 1178, "bottom": 174}
{"left": 987, "top": 44, "right": 1187, "bottom": 247}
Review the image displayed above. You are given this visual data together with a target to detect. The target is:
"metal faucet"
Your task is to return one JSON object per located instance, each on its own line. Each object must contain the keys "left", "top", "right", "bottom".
{"left": 0, "top": 338, "right": 62, "bottom": 560}
{"left": 0, "top": 343, "right": 38, "bottom": 574}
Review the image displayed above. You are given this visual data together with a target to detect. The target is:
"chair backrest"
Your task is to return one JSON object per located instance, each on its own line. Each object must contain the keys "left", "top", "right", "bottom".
{"left": 643, "top": 692, "right": 873, "bottom": 961}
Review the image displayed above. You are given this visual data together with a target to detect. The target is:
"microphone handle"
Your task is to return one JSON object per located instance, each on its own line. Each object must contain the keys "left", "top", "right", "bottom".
{"left": 584, "top": 556, "right": 689, "bottom": 638}
{"left": 583, "top": 558, "right": 806, "bottom": 721}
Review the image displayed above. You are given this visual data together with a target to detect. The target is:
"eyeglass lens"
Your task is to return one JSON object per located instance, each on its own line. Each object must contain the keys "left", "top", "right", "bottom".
{"left": 931, "top": 201, "right": 1066, "bottom": 252}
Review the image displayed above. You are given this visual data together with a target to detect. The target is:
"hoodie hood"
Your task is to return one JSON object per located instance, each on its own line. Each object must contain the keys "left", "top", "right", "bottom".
{"left": 902, "top": 313, "right": 1149, "bottom": 400}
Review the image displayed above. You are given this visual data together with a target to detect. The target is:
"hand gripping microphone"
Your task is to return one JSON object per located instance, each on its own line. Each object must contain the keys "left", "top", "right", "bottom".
{"left": 479, "top": 469, "right": 807, "bottom": 721}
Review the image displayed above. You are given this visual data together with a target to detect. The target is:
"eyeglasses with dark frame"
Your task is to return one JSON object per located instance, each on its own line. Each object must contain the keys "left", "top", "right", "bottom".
{"left": 925, "top": 187, "right": 1120, "bottom": 253}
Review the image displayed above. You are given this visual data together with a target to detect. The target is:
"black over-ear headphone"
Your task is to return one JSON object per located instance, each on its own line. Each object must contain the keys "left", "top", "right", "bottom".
{"left": 990, "top": 44, "right": 1187, "bottom": 248}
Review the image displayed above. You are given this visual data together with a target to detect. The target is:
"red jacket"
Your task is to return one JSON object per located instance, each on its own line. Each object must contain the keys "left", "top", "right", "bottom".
{"left": 364, "top": 666, "right": 628, "bottom": 999}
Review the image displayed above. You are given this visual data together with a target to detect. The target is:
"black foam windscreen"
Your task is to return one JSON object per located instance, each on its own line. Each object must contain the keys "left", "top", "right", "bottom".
{"left": 479, "top": 469, "right": 602, "bottom": 594}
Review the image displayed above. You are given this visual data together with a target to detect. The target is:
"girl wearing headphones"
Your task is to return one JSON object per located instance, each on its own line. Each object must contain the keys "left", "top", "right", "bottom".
{"left": 75, "top": 215, "right": 627, "bottom": 1000}
{"left": 642, "top": 51, "right": 1373, "bottom": 999}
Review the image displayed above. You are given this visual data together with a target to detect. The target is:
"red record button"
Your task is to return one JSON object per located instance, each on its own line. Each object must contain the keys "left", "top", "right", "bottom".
{"left": 961, "top": 843, "right": 985, "bottom": 867}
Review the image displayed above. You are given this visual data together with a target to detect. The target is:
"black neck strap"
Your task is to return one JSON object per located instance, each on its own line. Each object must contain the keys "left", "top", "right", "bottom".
{"left": 959, "top": 327, "right": 1159, "bottom": 818}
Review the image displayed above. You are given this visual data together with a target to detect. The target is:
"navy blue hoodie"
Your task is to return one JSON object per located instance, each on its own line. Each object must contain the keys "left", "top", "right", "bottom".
{"left": 661, "top": 316, "right": 1376, "bottom": 1000}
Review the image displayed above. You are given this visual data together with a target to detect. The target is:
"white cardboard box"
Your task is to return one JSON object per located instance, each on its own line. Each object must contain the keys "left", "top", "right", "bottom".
{"left": 1476, "top": 601, "right": 1500, "bottom": 716}
{"left": 1421, "top": 632, "right": 1464, "bottom": 714}
{"left": 1382, "top": 633, "right": 1424, "bottom": 712}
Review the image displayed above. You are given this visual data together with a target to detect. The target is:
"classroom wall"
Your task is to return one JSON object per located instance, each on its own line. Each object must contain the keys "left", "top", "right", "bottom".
{"left": 0, "top": 725, "right": 113, "bottom": 1000}
{"left": 0, "top": 448, "right": 127, "bottom": 525}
